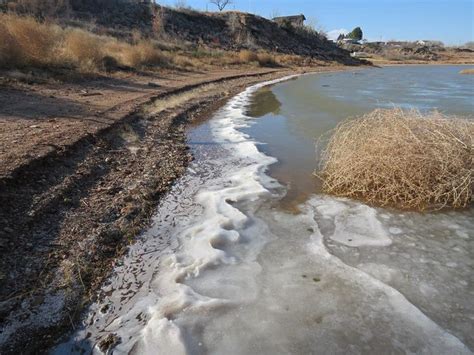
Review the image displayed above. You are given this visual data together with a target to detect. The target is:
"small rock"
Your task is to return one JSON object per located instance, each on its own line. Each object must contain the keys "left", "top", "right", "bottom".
{"left": 98, "top": 333, "right": 121, "bottom": 352}
{"left": 100, "top": 303, "right": 110, "bottom": 314}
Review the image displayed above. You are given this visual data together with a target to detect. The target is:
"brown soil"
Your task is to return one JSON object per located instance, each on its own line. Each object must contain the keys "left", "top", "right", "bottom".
{"left": 0, "top": 64, "right": 351, "bottom": 353}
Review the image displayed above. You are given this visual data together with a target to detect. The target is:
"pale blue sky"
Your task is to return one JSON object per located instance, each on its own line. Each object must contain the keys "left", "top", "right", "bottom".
{"left": 157, "top": 0, "right": 474, "bottom": 45}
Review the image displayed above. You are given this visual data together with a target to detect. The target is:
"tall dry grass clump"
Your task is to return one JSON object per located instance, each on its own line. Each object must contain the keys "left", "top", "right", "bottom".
{"left": 238, "top": 50, "right": 277, "bottom": 67}
{"left": 0, "top": 13, "right": 62, "bottom": 67}
{"left": 121, "top": 41, "right": 169, "bottom": 68}
{"left": 256, "top": 53, "right": 276, "bottom": 67}
{"left": 63, "top": 29, "right": 104, "bottom": 71}
{"left": 0, "top": 22, "right": 17, "bottom": 67}
{"left": 238, "top": 50, "right": 258, "bottom": 63}
{"left": 317, "top": 108, "right": 473, "bottom": 211}
{"left": 0, "top": 13, "right": 170, "bottom": 72}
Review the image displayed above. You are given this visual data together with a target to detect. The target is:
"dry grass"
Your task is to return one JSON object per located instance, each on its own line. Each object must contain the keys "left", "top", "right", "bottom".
{"left": 316, "top": 108, "right": 473, "bottom": 211}
{"left": 460, "top": 68, "right": 474, "bottom": 74}
{"left": 277, "top": 54, "right": 306, "bottom": 66}
{"left": 63, "top": 29, "right": 104, "bottom": 71}
{"left": 0, "top": 22, "right": 15, "bottom": 67}
{"left": 171, "top": 55, "right": 195, "bottom": 68}
{"left": 237, "top": 50, "right": 278, "bottom": 67}
{"left": 238, "top": 50, "right": 258, "bottom": 63}
{"left": 256, "top": 53, "right": 276, "bottom": 67}
{"left": 0, "top": 13, "right": 315, "bottom": 73}
{"left": 120, "top": 41, "right": 169, "bottom": 68}
{"left": 0, "top": 13, "right": 170, "bottom": 72}
{"left": 0, "top": 14, "right": 62, "bottom": 68}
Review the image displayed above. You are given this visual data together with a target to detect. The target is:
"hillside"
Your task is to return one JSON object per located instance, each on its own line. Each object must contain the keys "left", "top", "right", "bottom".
{"left": 1, "top": 0, "right": 358, "bottom": 65}
{"left": 341, "top": 41, "right": 474, "bottom": 64}
{"left": 157, "top": 8, "right": 355, "bottom": 63}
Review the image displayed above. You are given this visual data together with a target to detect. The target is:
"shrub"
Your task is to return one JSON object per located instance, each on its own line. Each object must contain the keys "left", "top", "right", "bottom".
{"left": 63, "top": 29, "right": 104, "bottom": 71}
{"left": 121, "top": 41, "right": 168, "bottom": 68}
{"left": 172, "top": 55, "right": 194, "bottom": 68}
{"left": 238, "top": 50, "right": 258, "bottom": 63}
{"left": 276, "top": 54, "right": 303, "bottom": 66}
{"left": 0, "top": 14, "right": 62, "bottom": 67}
{"left": 257, "top": 53, "right": 276, "bottom": 67}
{"left": 102, "top": 55, "right": 120, "bottom": 72}
{"left": 0, "top": 22, "right": 19, "bottom": 67}
{"left": 316, "top": 108, "right": 473, "bottom": 210}
{"left": 0, "top": 13, "right": 171, "bottom": 72}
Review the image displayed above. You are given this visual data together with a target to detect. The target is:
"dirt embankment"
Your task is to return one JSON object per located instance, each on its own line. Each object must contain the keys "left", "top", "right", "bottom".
{"left": 157, "top": 8, "right": 357, "bottom": 64}
{"left": 0, "top": 65, "right": 350, "bottom": 353}
{"left": 343, "top": 42, "right": 474, "bottom": 65}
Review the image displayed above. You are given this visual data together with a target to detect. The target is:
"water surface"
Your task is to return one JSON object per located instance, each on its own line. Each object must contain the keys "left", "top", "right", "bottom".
{"left": 245, "top": 65, "right": 474, "bottom": 209}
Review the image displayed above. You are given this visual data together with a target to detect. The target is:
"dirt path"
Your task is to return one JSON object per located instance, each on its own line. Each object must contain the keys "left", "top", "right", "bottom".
{"left": 0, "top": 65, "right": 349, "bottom": 353}
{"left": 0, "top": 68, "right": 282, "bottom": 178}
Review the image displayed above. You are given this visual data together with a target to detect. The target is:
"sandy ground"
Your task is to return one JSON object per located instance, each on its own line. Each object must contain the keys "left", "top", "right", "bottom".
{"left": 0, "top": 64, "right": 355, "bottom": 353}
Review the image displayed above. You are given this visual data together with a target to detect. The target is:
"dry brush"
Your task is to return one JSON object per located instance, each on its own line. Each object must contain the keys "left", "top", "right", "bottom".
{"left": 0, "top": 13, "right": 323, "bottom": 74}
{"left": 0, "top": 13, "right": 171, "bottom": 72}
{"left": 316, "top": 108, "right": 473, "bottom": 211}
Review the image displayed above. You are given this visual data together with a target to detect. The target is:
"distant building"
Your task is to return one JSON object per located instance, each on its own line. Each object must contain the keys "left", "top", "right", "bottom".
{"left": 387, "top": 41, "right": 410, "bottom": 47}
{"left": 341, "top": 38, "right": 361, "bottom": 45}
{"left": 351, "top": 51, "right": 371, "bottom": 58}
{"left": 273, "top": 14, "right": 306, "bottom": 28}
{"left": 419, "top": 40, "right": 444, "bottom": 48}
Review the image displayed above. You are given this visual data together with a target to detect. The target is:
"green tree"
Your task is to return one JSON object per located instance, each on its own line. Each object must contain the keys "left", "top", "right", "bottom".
{"left": 347, "top": 27, "right": 363, "bottom": 41}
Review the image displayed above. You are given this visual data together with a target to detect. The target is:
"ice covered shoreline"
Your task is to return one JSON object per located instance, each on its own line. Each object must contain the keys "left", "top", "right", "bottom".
{"left": 54, "top": 73, "right": 473, "bottom": 354}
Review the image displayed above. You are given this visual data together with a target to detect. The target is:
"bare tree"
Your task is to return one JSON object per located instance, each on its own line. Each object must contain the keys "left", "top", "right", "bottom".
{"left": 210, "top": 0, "right": 231, "bottom": 12}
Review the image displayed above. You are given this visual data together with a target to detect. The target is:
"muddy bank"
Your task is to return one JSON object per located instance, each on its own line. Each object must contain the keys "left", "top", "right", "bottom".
{"left": 0, "top": 66, "right": 354, "bottom": 353}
